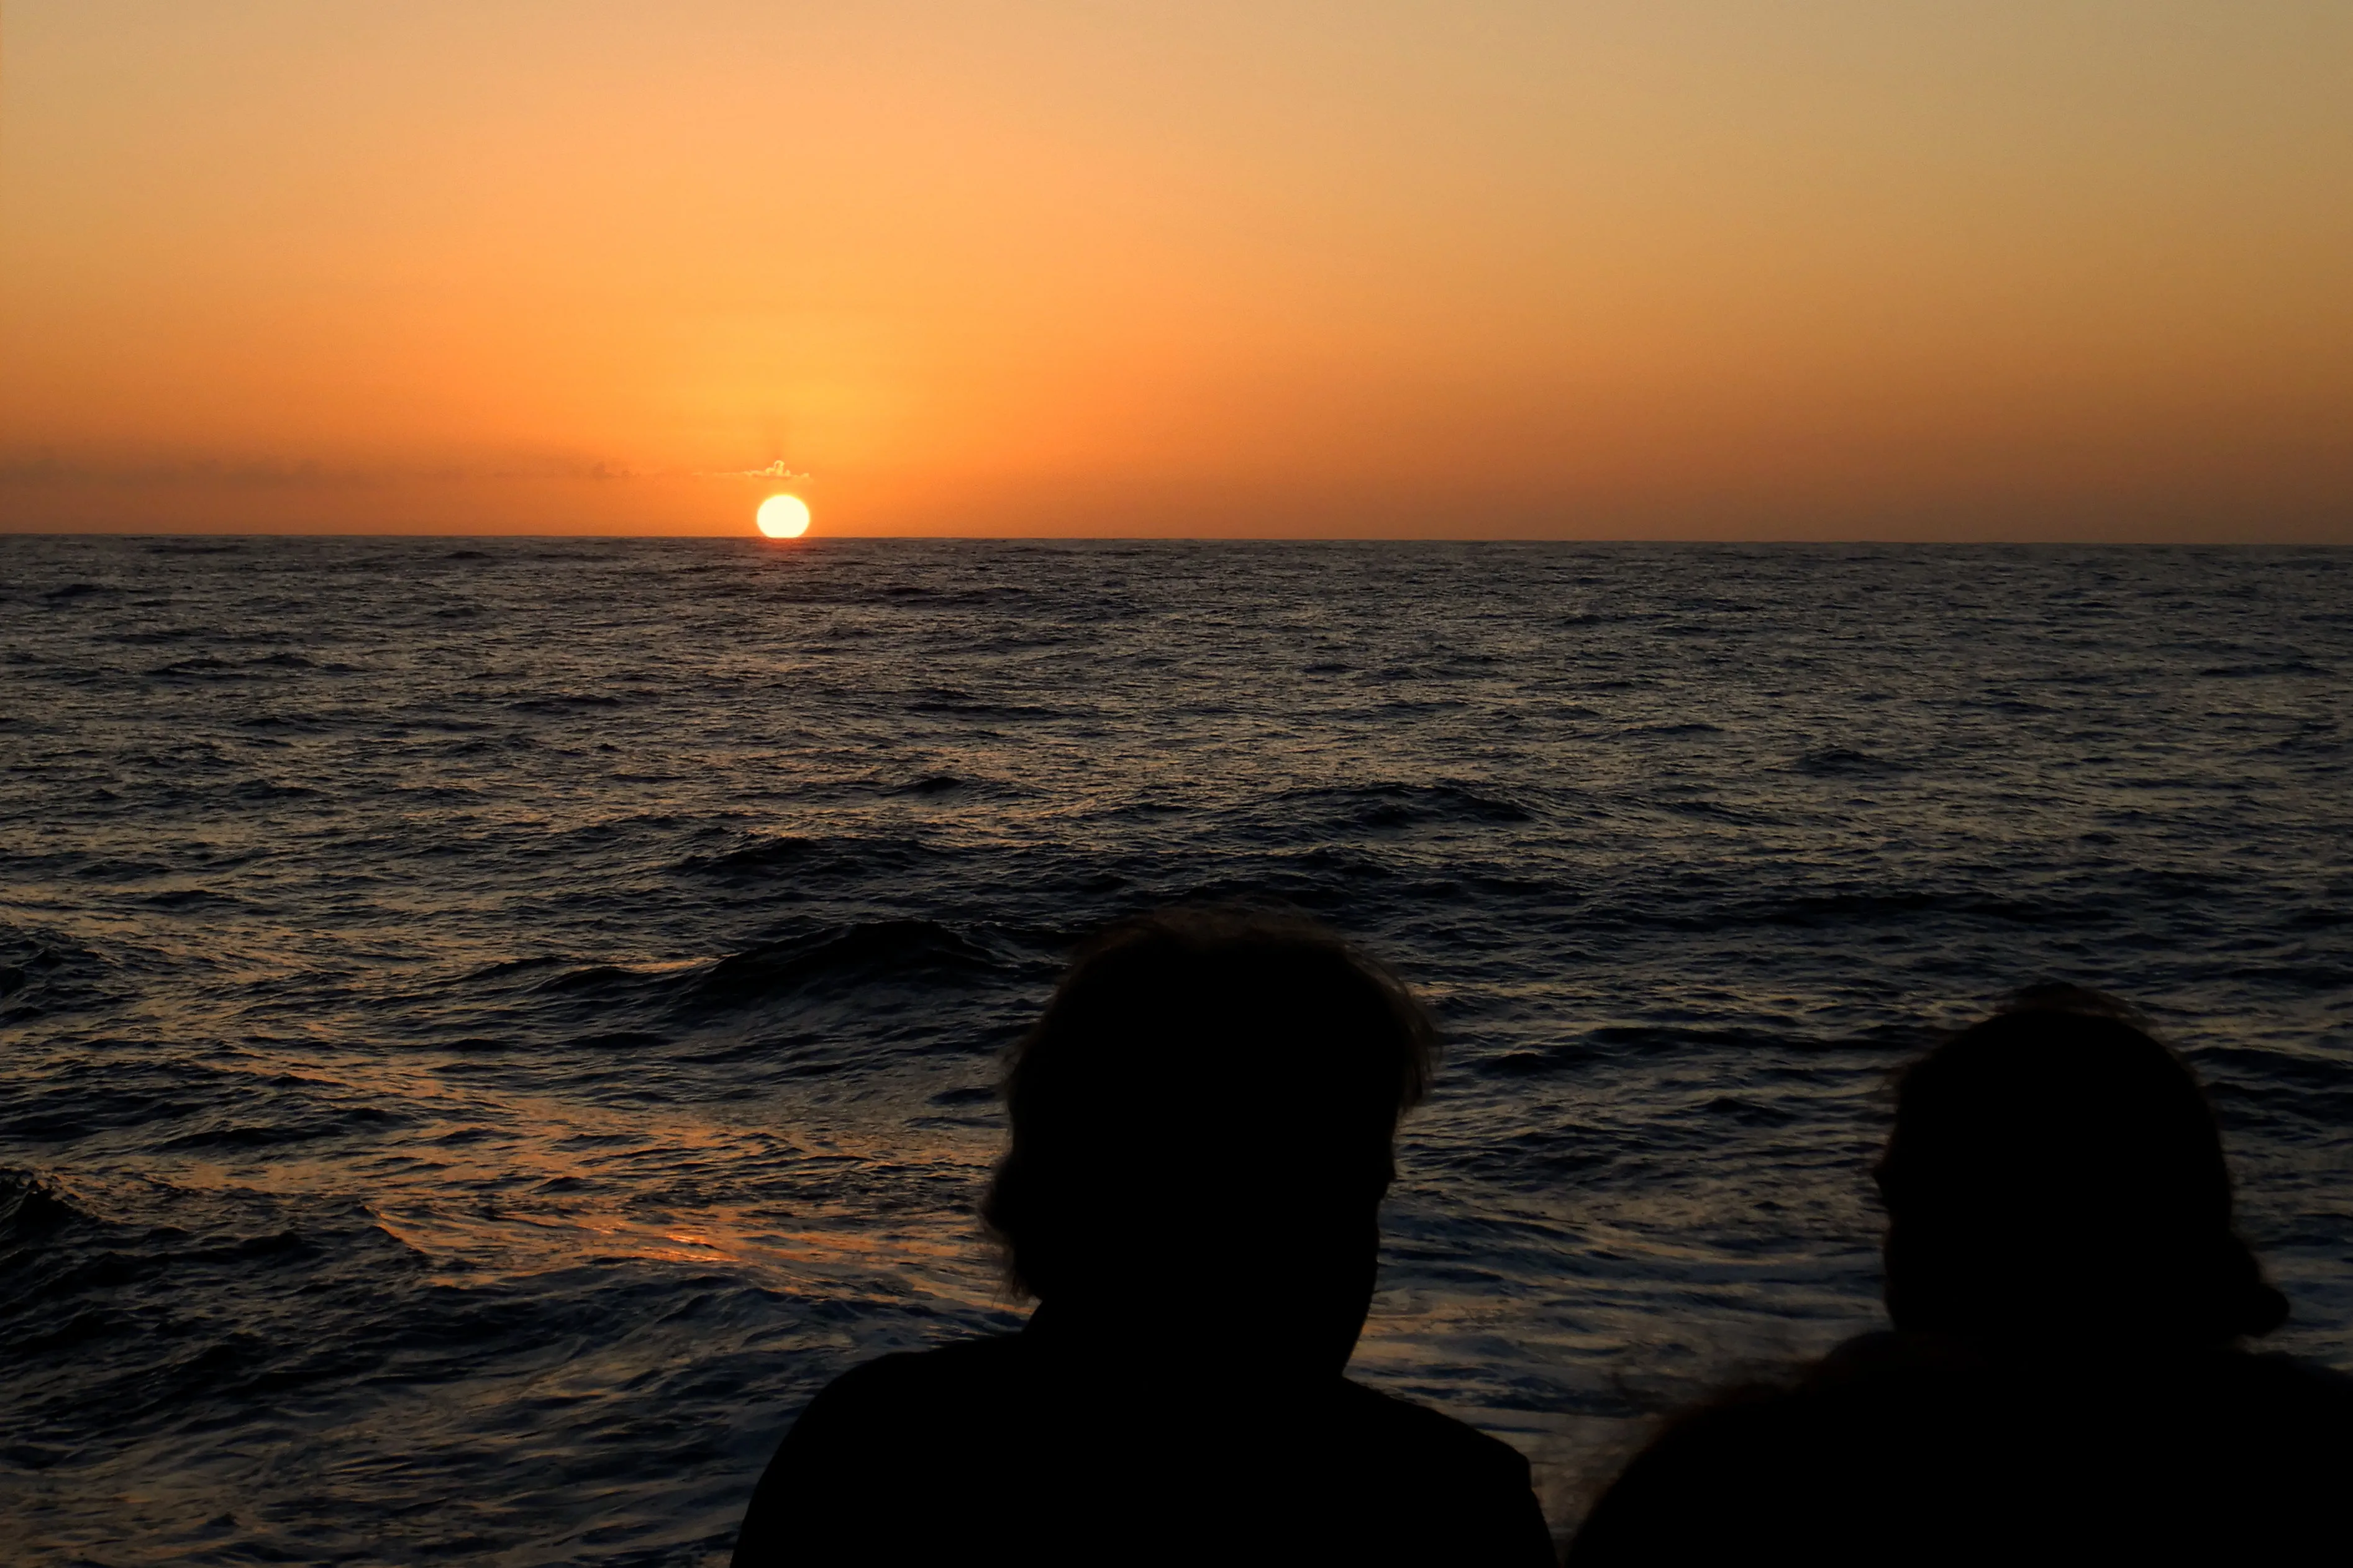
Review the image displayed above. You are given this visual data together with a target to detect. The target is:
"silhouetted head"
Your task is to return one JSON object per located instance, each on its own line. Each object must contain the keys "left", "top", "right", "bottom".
{"left": 1875, "top": 986, "right": 2287, "bottom": 1346}
{"left": 983, "top": 909, "right": 1436, "bottom": 1378}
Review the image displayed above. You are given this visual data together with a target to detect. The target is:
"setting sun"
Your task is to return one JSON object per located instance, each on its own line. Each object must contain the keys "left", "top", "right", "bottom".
{"left": 756, "top": 495, "right": 811, "bottom": 539}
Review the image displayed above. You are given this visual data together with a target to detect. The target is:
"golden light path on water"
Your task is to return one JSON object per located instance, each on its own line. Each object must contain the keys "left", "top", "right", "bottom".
{"left": 129, "top": 1028, "right": 1006, "bottom": 1308}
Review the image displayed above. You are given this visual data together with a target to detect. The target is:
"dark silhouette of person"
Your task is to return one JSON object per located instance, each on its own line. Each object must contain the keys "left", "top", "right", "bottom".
{"left": 732, "top": 909, "right": 1556, "bottom": 1566}
{"left": 1566, "top": 987, "right": 2353, "bottom": 1564}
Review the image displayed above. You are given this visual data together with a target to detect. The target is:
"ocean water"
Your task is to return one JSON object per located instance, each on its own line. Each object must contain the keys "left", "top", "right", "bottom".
{"left": 3, "top": 537, "right": 2349, "bottom": 1564}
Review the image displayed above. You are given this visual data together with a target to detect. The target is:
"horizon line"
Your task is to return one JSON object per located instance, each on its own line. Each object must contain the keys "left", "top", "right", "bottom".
{"left": 6, "top": 531, "right": 2348, "bottom": 549}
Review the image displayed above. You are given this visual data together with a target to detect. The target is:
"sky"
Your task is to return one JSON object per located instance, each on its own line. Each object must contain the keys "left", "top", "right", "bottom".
{"left": 2, "top": 1, "right": 2349, "bottom": 539}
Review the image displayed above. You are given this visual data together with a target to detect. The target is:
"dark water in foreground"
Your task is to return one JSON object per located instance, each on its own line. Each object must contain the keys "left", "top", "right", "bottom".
{"left": 2, "top": 537, "right": 2349, "bottom": 1564}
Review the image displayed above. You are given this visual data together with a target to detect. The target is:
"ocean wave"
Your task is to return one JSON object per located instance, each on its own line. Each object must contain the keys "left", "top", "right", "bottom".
{"left": 1265, "top": 782, "right": 1536, "bottom": 830}
{"left": 675, "top": 833, "right": 945, "bottom": 885}
{"left": 1790, "top": 748, "right": 1911, "bottom": 776}
{"left": 685, "top": 920, "right": 1019, "bottom": 1011}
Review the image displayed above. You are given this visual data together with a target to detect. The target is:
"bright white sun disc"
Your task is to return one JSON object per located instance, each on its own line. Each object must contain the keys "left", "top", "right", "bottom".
{"left": 757, "top": 494, "right": 811, "bottom": 538}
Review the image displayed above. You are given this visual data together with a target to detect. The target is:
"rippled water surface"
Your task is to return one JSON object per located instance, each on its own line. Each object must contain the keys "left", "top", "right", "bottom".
{"left": 4, "top": 538, "right": 2349, "bottom": 1563}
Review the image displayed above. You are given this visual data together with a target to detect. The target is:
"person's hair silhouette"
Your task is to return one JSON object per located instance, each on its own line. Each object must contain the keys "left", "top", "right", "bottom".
{"left": 732, "top": 909, "right": 1554, "bottom": 1566}
{"left": 1568, "top": 987, "right": 2353, "bottom": 1565}
{"left": 1875, "top": 985, "right": 2287, "bottom": 1346}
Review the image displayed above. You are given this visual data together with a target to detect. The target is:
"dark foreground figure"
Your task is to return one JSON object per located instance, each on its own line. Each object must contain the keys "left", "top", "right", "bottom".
{"left": 1569, "top": 989, "right": 2353, "bottom": 1564}
{"left": 734, "top": 911, "right": 1554, "bottom": 1566}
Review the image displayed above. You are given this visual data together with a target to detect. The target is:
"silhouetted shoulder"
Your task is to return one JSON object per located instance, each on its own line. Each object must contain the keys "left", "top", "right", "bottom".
{"left": 1331, "top": 1377, "right": 1538, "bottom": 1492}
{"left": 1321, "top": 1379, "right": 1553, "bottom": 1561}
{"left": 786, "top": 1333, "right": 1028, "bottom": 1435}
{"left": 735, "top": 1336, "right": 1554, "bottom": 1566}
{"left": 732, "top": 1336, "right": 1031, "bottom": 1567}
{"left": 2231, "top": 1348, "right": 2353, "bottom": 1412}
{"left": 1562, "top": 1384, "right": 1797, "bottom": 1564}
{"left": 1568, "top": 1336, "right": 2353, "bottom": 1566}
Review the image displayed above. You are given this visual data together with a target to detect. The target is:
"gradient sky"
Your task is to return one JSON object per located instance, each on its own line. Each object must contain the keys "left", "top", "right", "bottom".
{"left": 4, "top": 1, "right": 2349, "bottom": 538}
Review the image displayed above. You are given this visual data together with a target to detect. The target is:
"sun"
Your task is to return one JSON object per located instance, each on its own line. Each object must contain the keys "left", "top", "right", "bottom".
{"left": 756, "top": 494, "right": 811, "bottom": 538}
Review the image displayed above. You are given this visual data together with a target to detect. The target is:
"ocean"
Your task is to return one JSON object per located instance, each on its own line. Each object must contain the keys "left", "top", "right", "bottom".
{"left": 4, "top": 537, "right": 2349, "bottom": 1564}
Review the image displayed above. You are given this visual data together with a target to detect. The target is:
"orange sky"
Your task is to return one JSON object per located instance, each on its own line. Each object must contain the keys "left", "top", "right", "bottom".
{"left": 4, "top": 1, "right": 2349, "bottom": 538}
